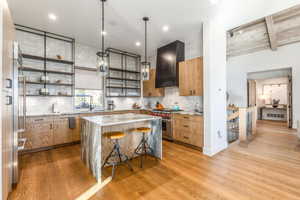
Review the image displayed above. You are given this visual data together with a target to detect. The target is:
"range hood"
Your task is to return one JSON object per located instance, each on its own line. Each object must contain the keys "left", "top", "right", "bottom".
{"left": 155, "top": 40, "right": 185, "bottom": 88}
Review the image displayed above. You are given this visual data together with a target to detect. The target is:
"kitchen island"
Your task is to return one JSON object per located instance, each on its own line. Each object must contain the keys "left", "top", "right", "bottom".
{"left": 80, "top": 113, "right": 162, "bottom": 182}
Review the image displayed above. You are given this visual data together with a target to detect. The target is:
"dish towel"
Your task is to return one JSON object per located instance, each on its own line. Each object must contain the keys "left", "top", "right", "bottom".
{"left": 68, "top": 117, "right": 76, "bottom": 129}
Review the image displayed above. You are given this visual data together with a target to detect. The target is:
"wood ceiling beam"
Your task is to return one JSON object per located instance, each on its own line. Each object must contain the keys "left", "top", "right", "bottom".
{"left": 265, "top": 16, "right": 278, "bottom": 51}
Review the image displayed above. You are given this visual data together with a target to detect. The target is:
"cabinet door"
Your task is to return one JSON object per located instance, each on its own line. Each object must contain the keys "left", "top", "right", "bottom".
{"left": 191, "top": 57, "right": 203, "bottom": 96}
{"left": 143, "top": 79, "right": 152, "bottom": 97}
{"left": 179, "top": 57, "right": 203, "bottom": 96}
{"left": 179, "top": 61, "right": 192, "bottom": 96}
{"left": 72, "top": 117, "right": 81, "bottom": 142}
{"left": 173, "top": 116, "right": 204, "bottom": 148}
{"left": 24, "top": 117, "right": 53, "bottom": 149}
{"left": 53, "top": 117, "right": 73, "bottom": 145}
{"left": 190, "top": 121, "right": 204, "bottom": 147}
{"left": 143, "top": 69, "right": 164, "bottom": 97}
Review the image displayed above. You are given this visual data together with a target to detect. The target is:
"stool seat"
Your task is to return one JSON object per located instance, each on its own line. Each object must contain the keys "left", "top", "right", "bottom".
{"left": 134, "top": 127, "right": 151, "bottom": 133}
{"left": 104, "top": 131, "right": 125, "bottom": 140}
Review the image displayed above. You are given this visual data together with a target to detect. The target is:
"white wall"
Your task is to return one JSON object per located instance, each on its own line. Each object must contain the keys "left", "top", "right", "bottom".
{"left": 227, "top": 42, "right": 300, "bottom": 129}
{"left": 203, "top": 17, "right": 228, "bottom": 156}
{"left": 256, "top": 77, "right": 289, "bottom": 106}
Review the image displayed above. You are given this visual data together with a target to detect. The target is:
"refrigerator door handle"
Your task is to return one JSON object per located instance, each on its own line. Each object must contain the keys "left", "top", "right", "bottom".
{"left": 23, "top": 76, "right": 26, "bottom": 130}
{"left": 6, "top": 78, "right": 12, "bottom": 88}
{"left": 6, "top": 95, "right": 13, "bottom": 105}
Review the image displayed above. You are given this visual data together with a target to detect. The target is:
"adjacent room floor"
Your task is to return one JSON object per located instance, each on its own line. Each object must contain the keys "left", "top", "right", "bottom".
{"left": 9, "top": 121, "right": 300, "bottom": 200}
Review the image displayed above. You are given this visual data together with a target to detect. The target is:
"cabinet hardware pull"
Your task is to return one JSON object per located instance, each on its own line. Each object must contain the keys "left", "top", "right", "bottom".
{"left": 183, "top": 117, "right": 189, "bottom": 119}
{"left": 183, "top": 125, "right": 189, "bottom": 128}
{"left": 184, "top": 136, "right": 189, "bottom": 139}
{"left": 50, "top": 124, "right": 53, "bottom": 129}
{"left": 5, "top": 96, "right": 12, "bottom": 105}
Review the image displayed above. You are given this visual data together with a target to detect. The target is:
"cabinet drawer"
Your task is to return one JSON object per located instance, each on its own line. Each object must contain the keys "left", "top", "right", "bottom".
{"left": 173, "top": 114, "right": 203, "bottom": 122}
{"left": 173, "top": 118, "right": 204, "bottom": 148}
{"left": 173, "top": 119, "right": 193, "bottom": 131}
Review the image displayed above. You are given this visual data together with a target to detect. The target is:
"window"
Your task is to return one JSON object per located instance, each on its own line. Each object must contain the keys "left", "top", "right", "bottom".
{"left": 75, "top": 89, "right": 104, "bottom": 111}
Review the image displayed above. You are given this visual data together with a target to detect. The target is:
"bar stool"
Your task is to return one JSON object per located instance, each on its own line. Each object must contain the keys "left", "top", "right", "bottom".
{"left": 102, "top": 131, "right": 133, "bottom": 178}
{"left": 133, "top": 127, "right": 156, "bottom": 168}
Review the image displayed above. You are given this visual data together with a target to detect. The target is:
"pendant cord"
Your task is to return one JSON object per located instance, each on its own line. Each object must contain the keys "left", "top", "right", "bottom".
{"left": 145, "top": 19, "right": 147, "bottom": 63}
{"left": 101, "top": 0, "right": 105, "bottom": 58}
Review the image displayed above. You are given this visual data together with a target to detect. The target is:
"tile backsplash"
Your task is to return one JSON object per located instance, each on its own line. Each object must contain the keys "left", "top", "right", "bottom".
{"left": 26, "top": 97, "right": 74, "bottom": 115}
{"left": 142, "top": 87, "right": 203, "bottom": 112}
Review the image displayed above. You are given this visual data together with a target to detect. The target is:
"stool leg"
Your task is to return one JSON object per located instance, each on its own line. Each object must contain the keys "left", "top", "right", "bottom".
{"left": 111, "top": 163, "right": 116, "bottom": 179}
{"left": 116, "top": 140, "right": 123, "bottom": 163}
{"left": 123, "top": 155, "right": 133, "bottom": 171}
{"left": 102, "top": 144, "right": 116, "bottom": 168}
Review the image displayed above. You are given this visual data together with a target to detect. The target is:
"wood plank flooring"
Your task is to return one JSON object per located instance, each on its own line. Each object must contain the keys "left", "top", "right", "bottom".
{"left": 9, "top": 121, "right": 300, "bottom": 200}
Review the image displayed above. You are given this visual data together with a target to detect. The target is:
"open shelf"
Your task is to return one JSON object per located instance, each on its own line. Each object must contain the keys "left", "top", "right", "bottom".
{"left": 106, "top": 77, "right": 140, "bottom": 82}
{"left": 106, "top": 86, "right": 141, "bottom": 90}
{"left": 22, "top": 54, "right": 74, "bottom": 65}
{"left": 109, "top": 67, "right": 140, "bottom": 74}
{"left": 21, "top": 66, "right": 74, "bottom": 75}
{"left": 26, "top": 81, "right": 73, "bottom": 87}
{"left": 17, "top": 25, "right": 75, "bottom": 97}
{"left": 106, "top": 48, "right": 141, "bottom": 97}
{"left": 26, "top": 94, "right": 73, "bottom": 97}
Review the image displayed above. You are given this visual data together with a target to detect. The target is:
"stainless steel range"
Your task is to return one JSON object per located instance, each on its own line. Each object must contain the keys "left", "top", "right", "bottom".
{"left": 150, "top": 109, "right": 183, "bottom": 140}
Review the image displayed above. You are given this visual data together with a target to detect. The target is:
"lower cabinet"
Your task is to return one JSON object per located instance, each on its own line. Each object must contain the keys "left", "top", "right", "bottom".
{"left": 23, "top": 116, "right": 81, "bottom": 151}
{"left": 172, "top": 114, "right": 203, "bottom": 148}
{"left": 24, "top": 117, "right": 54, "bottom": 150}
{"left": 22, "top": 110, "right": 148, "bottom": 152}
{"left": 53, "top": 117, "right": 74, "bottom": 145}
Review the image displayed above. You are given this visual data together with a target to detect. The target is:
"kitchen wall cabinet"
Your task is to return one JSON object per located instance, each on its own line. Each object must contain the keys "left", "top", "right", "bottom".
{"left": 172, "top": 114, "right": 203, "bottom": 148}
{"left": 143, "top": 69, "right": 165, "bottom": 97}
{"left": 179, "top": 57, "right": 203, "bottom": 96}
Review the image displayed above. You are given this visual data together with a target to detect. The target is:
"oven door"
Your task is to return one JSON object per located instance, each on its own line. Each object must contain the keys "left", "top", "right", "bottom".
{"left": 162, "top": 119, "right": 173, "bottom": 140}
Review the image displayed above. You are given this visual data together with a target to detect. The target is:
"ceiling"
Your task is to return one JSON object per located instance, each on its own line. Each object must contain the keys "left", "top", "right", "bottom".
{"left": 8, "top": 0, "right": 300, "bottom": 57}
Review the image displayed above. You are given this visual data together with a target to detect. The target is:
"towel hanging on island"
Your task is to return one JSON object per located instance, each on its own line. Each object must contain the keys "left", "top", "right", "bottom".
{"left": 68, "top": 117, "right": 76, "bottom": 129}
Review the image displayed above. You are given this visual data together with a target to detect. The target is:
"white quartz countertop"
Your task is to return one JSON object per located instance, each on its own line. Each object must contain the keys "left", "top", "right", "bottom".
{"left": 82, "top": 113, "right": 161, "bottom": 126}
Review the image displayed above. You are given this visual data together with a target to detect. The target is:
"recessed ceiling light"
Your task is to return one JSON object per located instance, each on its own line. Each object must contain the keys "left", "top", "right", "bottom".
{"left": 48, "top": 13, "right": 57, "bottom": 21}
{"left": 162, "top": 25, "right": 169, "bottom": 32}
{"left": 101, "top": 31, "right": 107, "bottom": 36}
{"left": 135, "top": 41, "right": 141, "bottom": 47}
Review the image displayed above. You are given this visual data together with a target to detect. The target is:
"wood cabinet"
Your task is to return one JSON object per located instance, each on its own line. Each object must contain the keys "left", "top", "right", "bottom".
{"left": 23, "top": 116, "right": 81, "bottom": 151}
{"left": 72, "top": 117, "right": 81, "bottom": 142}
{"left": 22, "top": 110, "right": 150, "bottom": 152}
{"left": 143, "top": 69, "right": 165, "bottom": 97}
{"left": 179, "top": 57, "right": 203, "bottom": 96}
{"left": 53, "top": 117, "right": 74, "bottom": 145}
{"left": 24, "top": 117, "right": 54, "bottom": 150}
{"left": 172, "top": 114, "right": 203, "bottom": 148}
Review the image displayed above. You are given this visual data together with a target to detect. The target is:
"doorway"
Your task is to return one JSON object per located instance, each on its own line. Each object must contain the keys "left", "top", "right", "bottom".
{"left": 247, "top": 68, "right": 293, "bottom": 128}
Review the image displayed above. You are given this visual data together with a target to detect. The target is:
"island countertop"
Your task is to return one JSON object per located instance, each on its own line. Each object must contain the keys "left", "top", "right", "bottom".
{"left": 82, "top": 113, "right": 161, "bottom": 127}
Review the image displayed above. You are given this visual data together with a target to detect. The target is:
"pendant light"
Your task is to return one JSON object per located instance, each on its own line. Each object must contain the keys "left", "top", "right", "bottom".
{"left": 96, "top": 0, "right": 109, "bottom": 76}
{"left": 141, "top": 17, "right": 150, "bottom": 80}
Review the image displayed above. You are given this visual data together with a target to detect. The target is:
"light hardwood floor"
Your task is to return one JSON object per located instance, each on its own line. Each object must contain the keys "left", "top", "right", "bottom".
{"left": 9, "top": 121, "right": 300, "bottom": 200}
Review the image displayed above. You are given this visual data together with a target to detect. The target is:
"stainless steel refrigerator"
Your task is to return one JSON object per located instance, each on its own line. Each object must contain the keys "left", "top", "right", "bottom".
{"left": 12, "top": 41, "right": 26, "bottom": 185}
